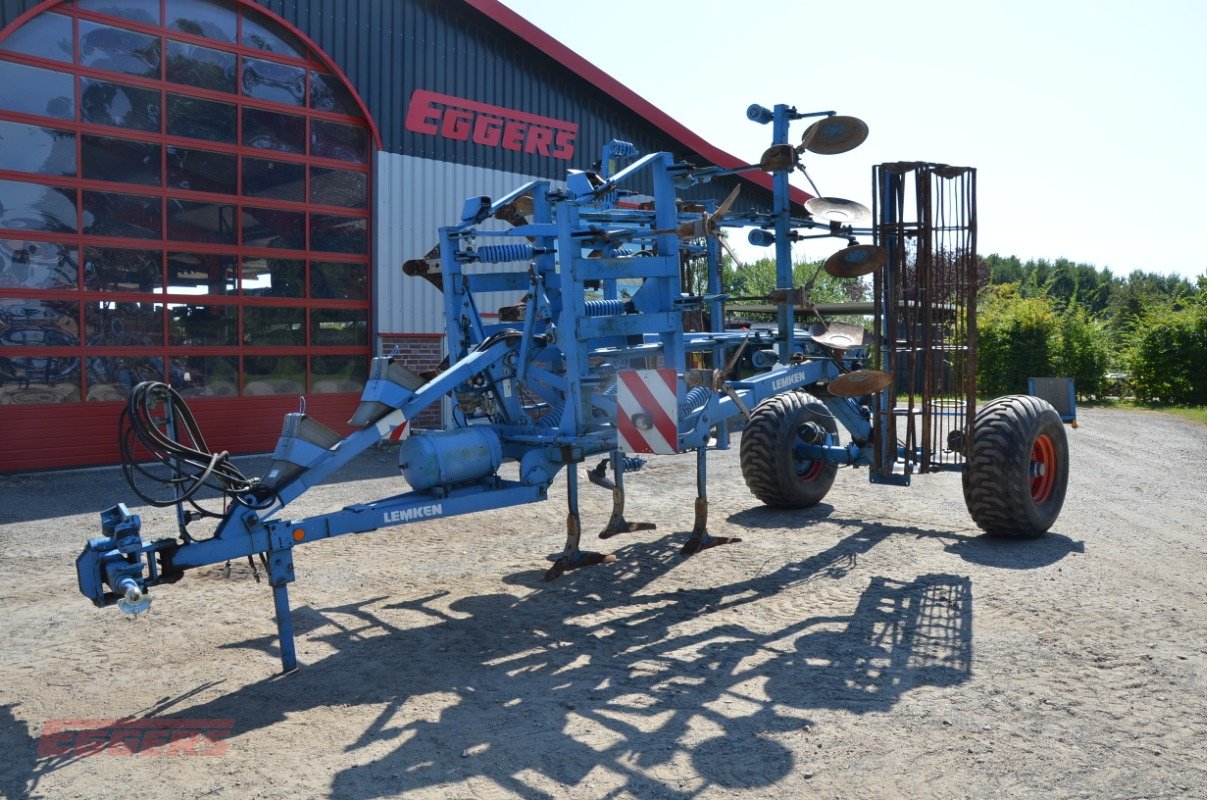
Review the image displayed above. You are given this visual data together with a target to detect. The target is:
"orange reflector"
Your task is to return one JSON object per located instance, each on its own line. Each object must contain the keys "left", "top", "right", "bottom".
{"left": 293, "top": 529, "right": 305, "bottom": 541}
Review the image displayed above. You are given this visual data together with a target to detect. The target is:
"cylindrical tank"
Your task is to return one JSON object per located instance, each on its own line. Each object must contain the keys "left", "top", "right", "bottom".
{"left": 398, "top": 427, "right": 503, "bottom": 491}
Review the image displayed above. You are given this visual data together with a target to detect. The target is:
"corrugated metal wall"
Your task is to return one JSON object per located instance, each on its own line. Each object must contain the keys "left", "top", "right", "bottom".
{"left": 245, "top": 0, "right": 759, "bottom": 208}
{"left": 376, "top": 151, "right": 553, "bottom": 336}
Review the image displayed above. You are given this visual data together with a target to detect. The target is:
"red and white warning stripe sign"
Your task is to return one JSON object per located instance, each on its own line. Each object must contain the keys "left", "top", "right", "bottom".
{"left": 616, "top": 368, "right": 680, "bottom": 454}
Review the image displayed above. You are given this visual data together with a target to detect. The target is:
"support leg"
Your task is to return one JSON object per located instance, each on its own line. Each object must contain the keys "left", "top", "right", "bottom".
{"left": 598, "top": 451, "right": 656, "bottom": 539}
{"left": 268, "top": 550, "right": 298, "bottom": 673}
{"left": 681, "top": 446, "right": 741, "bottom": 556}
{"left": 546, "top": 466, "right": 615, "bottom": 581}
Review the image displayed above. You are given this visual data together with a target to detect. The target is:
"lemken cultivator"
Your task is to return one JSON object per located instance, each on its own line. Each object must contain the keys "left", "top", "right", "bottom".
{"left": 76, "top": 104, "right": 1070, "bottom": 671}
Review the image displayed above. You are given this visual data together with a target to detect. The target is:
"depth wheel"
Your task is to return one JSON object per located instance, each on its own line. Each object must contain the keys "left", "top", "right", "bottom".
{"left": 962, "top": 394, "right": 1069, "bottom": 536}
{"left": 740, "top": 391, "right": 838, "bottom": 508}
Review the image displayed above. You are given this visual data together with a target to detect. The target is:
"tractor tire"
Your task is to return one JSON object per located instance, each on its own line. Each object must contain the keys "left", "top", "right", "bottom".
{"left": 962, "top": 394, "right": 1069, "bottom": 537}
{"left": 741, "top": 391, "right": 838, "bottom": 508}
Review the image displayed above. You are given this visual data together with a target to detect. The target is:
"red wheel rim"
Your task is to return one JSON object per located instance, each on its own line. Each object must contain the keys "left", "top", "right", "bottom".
{"left": 798, "top": 460, "right": 823, "bottom": 482}
{"left": 1030, "top": 434, "right": 1057, "bottom": 504}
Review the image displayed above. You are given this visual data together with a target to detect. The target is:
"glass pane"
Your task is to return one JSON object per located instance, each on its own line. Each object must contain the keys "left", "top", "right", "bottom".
{"left": 0, "top": 180, "right": 77, "bottom": 233}
{"left": 240, "top": 257, "right": 304, "bottom": 297}
{"left": 166, "top": 146, "right": 236, "bottom": 193}
{"left": 309, "top": 261, "right": 366, "bottom": 301}
{"left": 170, "top": 354, "right": 237, "bottom": 396}
{"left": 166, "top": 199, "right": 235, "bottom": 244}
{"left": 310, "top": 167, "right": 367, "bottom": 208}
{"left": 81, "top": 79, "right": 162, "bottom": 133}
{"left": 0, "top": 121, "right": 75, "bottom": 176}
{"left": 311, "top": 355, "right": 366, "bottom": 393}
{"left": 166, "top": 252, "right": 236, "bottom": 295}
{"left": 0, "top": 356, "right": 80, "bottom": 403}
{"left": 79, "top": 20, "right": 162, "bottom": 78}
{"left": 0, "top": 298, "right": 79, "bottom": 346}
{"left": 242, "top": 158, "right": 305, "bottom": 202}
{"left": 311, "top": 308, "right": 367, "bottom": 346}
{"left": 0, "top": 61, "right": 74, "bottom": 120}
{"left": 310, "top": 214, "right": 366, "bottom": 255}
{"left": 86, "top": 355, "right": 163, "bottom": 402}
{"left": 168, "top": 302, "right": 237, "bottom": 345}
{"left": 240, "top": 10, "right": 306, "bottom": 59}
{"left": 309, "top": 71, "right": 359, "bottom": 115}
{"left": 166, "top": 40, "right": 236, "bottom": 93}
{"left": 243, "top": 355, "right": 305, "bottom": 396}
{"left": 83, "top": 247, "right": 162, "bottom": 292}
{"left": 83, "top": 190, "right": 161, "bottom": 239}
{"left": 243, "top": 107, "right": 305, "bottom": 153}
{"left": 0, "top": 240, "right": 78, "bottom": 290}
{"left": 166, "top": 94, "right": 236, "bottom": 142}
{"left": 310, "top": 120, "right": 368, "bottom": 163}
{"left": 242, "top": 207, "right": 305, "bottom": 250}
{"left": 85, "top": 300, "right": 164, "bottom": 346}
{"left": 77, "top": 0, "right": 162, "bottom": 26}
{"left": 167, "top": 0, "right": 237, "bottom": 43}
{"left": 0, "top": 12, "right": 73, "bottom": 62}
{"left": 241, "top": 57, "right": 306, "bottom": 106}
{"left": 82, "top": 135, "right": 161, "bottom": 186}
{"left": 242, "top": 306, "right": 303, "bottom": 345}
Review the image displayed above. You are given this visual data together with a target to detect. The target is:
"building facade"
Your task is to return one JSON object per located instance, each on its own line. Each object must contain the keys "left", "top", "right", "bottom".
{"left": 0, "top": 0, "right": 805, "bottom": 471}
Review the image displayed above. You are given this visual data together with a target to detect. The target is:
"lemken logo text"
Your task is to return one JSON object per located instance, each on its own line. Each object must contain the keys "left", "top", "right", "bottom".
{"left": 771, "top": 372, "right": 807, "bottom": 391}
{"left": 383, "top": 504, "right": 444, "bottom": 525}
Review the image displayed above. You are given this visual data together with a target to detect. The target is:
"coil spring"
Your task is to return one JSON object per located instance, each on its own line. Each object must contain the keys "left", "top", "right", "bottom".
{"left": 619, "top": 455, "right": 646, "bottom": 472}
{"left": 584, "top": 299, "right": 628, "bottom": 317}
{"left": 475, "top": 244, "right": 535, "bottom": 263}
{"left": 678, "top": 386, "right": 712, "bottom": 414}
{"left": 536, "top": 404, "right": 563, "bottom": 428}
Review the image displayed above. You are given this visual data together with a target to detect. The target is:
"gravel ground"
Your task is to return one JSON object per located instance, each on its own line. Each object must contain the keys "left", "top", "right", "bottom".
{"left": 0, "top": 405, "right": 1203, "bottom": 800}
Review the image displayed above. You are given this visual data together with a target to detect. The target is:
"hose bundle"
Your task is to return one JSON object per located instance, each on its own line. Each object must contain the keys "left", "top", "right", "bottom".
{"left": 118, "top": 381, "right": 265, "bottom": 516}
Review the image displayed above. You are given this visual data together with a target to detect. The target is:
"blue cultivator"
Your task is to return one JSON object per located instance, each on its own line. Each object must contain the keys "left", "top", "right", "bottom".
{"left": 77, "top": 103, "right": 1070, "bottom": 671}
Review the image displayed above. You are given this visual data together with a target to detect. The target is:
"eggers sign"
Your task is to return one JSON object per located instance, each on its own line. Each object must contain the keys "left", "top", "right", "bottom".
{"left": 406, "top": 89, "right": 577, "bottom": 160}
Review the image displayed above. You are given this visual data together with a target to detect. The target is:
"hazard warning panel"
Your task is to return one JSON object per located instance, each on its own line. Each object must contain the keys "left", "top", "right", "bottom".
{"left": 616, "top": 368, "right": 680, "bottom": 454}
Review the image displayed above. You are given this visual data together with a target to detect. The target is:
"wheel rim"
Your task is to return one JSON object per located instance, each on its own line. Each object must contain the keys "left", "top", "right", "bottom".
{"left": 1030, "top": 433, "right": 1057, "bottom": 504}
{"left": 798, "top": 460, "right": 824, "bottom": 482}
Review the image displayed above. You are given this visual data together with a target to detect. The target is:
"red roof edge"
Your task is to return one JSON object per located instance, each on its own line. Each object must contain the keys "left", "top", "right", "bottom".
{"left": 462, "top": 0, "right": 812, "bottom": 209}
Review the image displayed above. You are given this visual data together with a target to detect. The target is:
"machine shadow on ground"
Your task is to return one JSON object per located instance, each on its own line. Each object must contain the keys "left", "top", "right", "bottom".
{"left": 14, "top": 519, "right": 994, "bottom": 799}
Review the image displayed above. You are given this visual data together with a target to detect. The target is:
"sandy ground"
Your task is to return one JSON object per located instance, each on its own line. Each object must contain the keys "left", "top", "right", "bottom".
{"left": 0, "top": 405, "right": 1204, "bottom": 800}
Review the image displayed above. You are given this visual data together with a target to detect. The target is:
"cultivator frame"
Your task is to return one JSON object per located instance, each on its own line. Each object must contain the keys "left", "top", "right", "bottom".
{"left": 75, "top": 102, "right": 1067, "bottom": 672}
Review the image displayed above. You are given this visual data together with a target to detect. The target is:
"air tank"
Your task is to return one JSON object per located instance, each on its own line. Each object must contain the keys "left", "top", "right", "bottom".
{"left": 398, "top": 427, "right": 503, "bottom": 491}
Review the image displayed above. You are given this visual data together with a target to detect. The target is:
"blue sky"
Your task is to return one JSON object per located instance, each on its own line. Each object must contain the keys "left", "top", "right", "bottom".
{"left": 500, "top": 0, "right": 1206, "bottom": 280}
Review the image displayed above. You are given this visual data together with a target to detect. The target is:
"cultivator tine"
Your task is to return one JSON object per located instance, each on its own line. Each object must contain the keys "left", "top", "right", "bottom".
{"left": 546, "top": 513, "right": 616, "bottom": 581}
{"left": 547, "top": 467, "right": 615, "bottom": 581}
{"left": 595, "top": 452, "right": 656, "bottom": 540}
{"left": 680, "top": 447, "right": 740, "bottom": 556}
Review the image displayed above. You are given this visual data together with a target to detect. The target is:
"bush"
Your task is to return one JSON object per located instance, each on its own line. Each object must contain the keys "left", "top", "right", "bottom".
{"left": 1052, "top": 304, "right": 1110, "bottom": 399}
{"left": 976, "top": 286, "right": 1058, "bottom": 397}
{"left": 1128, "top": 305, "right": 1207, "bottom": 404}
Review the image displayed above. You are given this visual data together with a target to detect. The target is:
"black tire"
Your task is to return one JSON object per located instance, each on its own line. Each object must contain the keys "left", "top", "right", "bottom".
{"left": 741, "top": 391, "right": 838, "bottom": 508}
{"left": 962, "top": 394, "right": 1069, "bottom": 536}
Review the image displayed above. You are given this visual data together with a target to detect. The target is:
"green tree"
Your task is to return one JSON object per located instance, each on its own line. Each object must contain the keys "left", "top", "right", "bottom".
{"left": 976, "top": 285, "right": 1058, "bottom": 397}
{"left": 1128, "top": 304, "right": 1207, "bottom": 404}
{"left": 1052, "top": 303, "right": 1109, "bottom": 399}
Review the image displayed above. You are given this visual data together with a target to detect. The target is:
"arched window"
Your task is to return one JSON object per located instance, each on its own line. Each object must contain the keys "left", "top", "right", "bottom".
{"left": 0, "top": 0, "right": 372, "bottom": 411}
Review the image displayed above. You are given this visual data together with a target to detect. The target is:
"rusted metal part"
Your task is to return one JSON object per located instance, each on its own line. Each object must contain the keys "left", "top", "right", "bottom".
{"left": 873, "top": 162, "right": 978, "bottom": 474}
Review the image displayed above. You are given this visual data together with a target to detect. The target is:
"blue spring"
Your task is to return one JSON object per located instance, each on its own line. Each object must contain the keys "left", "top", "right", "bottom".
{"left": 475, "top": 244, "right": 535, "bottom": 263}
{"left": 678, "top": 386, "right": 712, "bottom": 414}
{"left": 620, "top": 455, "right": 646, "bottom": 472}
{"left": 536, "top": 404, "right": 563, "bottom": 429}
{"left": 584, "top": 299, "right": 628, "bottom": 317}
